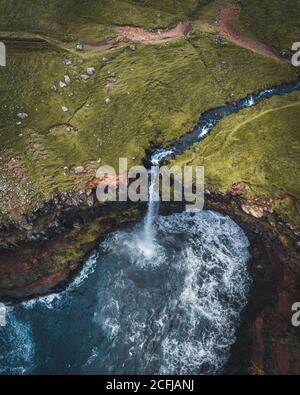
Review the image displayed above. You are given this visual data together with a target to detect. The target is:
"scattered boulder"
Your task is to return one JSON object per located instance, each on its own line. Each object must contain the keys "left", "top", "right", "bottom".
{"left": 17, "top": 113, "right": 28, "bottom": 120}
{"left": 74, "top": 166, "right": 85, "bottom": 175}
{"left": 129, "top": 44, "right": 136, "bottom": 51}
{"left": 76, "top": 43, "right": 83, "bottom": 51}
{"left": 64, "top": 75, "right": 71, "bottom": 84}
{"left": 59, "top": 80, "right": 67, "bottom": 88}
{"left": 61, "top": 106, "right": 69, "bottom": 112}
{"left": 87, "top": 195, "right": 94, "bottom": 207}
{"left": 215, "top": 36, "right": 223, "bottom": 47}
{"left": 102, "top": 57, "right": 108, "bottom": 62}
{"left": 281, "top": 49, "right": 292, "bottom": 59}
{"left": 241, "top": 203, "right": 265, "bottom": 218}
{"left": 86, "top": 67, "right": 96, "bottom": 76}
{"left": 105, "top": 98, "right": 112, "bottom": 105}
{"left": 51, "top": 85, "right": 57, "bottom": 92}
{"left": 81, "top": 73, "right": 89, "bottom": 81}
{"left": 65, "top": 59, "right": 72, "bottom": 65}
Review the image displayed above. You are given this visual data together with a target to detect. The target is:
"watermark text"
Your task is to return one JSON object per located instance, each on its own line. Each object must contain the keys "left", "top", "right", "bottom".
{"left": 292, "top": 302, "right": 300, "bottom": 327}
{"left": 292, "top": 42, "right": 300, "bottom": 67}
{"left": 0, "top": 42, "right": 6, "bottom": 67}
{"left": 0, "top": 303, "right": 6, "bottom": 326}
{"left": 95, "top": 158, "right": 204, "bottom": 212}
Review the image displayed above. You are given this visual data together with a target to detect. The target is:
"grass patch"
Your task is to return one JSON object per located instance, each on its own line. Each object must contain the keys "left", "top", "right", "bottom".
{"left": 238, "top": 0, "right": 300, "bottom": 50}
{"left": 0, "top": 22, "right": 299, "bottom": 224}
{"left": 173, "top": 91, "right": 300, "bottom": 230}
{"left": 0, "top": 0, "right": 212, "bottom": 41}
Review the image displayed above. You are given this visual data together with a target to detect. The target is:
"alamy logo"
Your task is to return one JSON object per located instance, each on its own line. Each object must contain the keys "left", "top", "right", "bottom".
{"left": 95, "top": 158, "right": 204, "bottom": 212}
{"left": 0, "top": 42, "right": 6, "bottom": 67}
{"left": 292, "top": 302, "right": 300, "bottom": 327}
{"left": 292, "top": 42, "right": 300, "bottom": 67}
{"left": 0, "top": 303, "right": 6, "bottom": 326}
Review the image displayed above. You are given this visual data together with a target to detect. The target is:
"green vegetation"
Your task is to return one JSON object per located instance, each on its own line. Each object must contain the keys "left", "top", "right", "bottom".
{"left": 0, "top": 0, "right": 212, "bottom": 41}
{"left": 0, "top": 29, "right": 298, "bottom": 224}
{"left": 0, "top": 0, "right": 300, "bottom": 272}
{"left": 173, "top": 90, "right": 300, "bottom": 234}
{"left": 238, "top": 0, "right": 300, "bottom": 50}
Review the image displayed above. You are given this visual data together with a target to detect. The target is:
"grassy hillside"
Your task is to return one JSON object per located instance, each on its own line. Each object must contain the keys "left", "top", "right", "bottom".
{"left": 173, "top": 90, "right": 300, "bottom": 254}
{"left": 238, "top": 0, "right": 300, "bottom": 50}
{"left": 0, "top": 26, "right": 298, "bottom": 225}
{"left": 0, "top": 0, "right": 300, "bottom": 231}
{"left": 0, "top": 0, "right": 212, "bottom": 41}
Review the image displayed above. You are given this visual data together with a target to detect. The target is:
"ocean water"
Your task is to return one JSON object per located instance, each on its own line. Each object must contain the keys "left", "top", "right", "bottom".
{"left": 0, "top": 210, "right": 251, "bottom": 374}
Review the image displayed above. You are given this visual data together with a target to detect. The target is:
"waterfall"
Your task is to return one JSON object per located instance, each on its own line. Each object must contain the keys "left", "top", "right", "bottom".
{"left": 138, "top": 78, "right": 300, "bottom": 258}
{"left": 142, "top": 164, "right": 159, "bottom": 254}
{"left": 139, "top": 149, "right": 174, "bottom": 258}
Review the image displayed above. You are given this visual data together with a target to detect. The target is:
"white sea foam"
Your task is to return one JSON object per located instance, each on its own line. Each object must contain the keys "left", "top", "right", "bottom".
{"left": 0, "top": 311, "right": 35, "bottom": 374}
{"left": 97, "top": 210, "right": 251, "bottom": 374}
{"left": 83, "top": 346, "right": 99, "bottom": 368}
{"left": 102, "top": 228, "right": 166, "bottom": 269}
{"left": 156, "top": 211, "right": 250, "bottom": 374}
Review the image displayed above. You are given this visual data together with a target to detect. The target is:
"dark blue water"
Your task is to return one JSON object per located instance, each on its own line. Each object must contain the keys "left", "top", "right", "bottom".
{"left": 0, "top": 211, "right": 251, "bottom": 374}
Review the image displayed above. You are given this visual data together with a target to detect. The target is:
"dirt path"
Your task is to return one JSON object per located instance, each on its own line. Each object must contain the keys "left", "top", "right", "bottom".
{"left": 216, "top": 0, "right": 290, "bottom": 64}
{"left": 85, "top": 21, "right": 192, "bottom": 48}
{"left": 1, "top": 3, "right": 290, "bottom": 63}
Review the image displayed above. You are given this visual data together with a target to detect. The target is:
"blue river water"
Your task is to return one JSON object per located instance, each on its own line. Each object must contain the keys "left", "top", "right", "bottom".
{"left": 169, "top": 78, "right": 300, "bottom": 155}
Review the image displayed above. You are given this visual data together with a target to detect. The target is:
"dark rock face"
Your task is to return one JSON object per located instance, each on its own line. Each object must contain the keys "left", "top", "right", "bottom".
{"left": 203, "top": 193, "right": 300, "bottom": 375}
{"left": 0, "top": 188, "right": 145, "bottom": 300}
{"left": 226, "top": 236, "right": 300, "bottom": 375}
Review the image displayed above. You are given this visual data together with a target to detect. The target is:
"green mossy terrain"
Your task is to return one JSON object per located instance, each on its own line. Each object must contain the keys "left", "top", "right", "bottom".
{"left": 0, "top": 24, "right": 298, "bottom": 225}
{"left": 238, "top": 0, "right": 300, "bottom": 51}
{"left": 0, "top": 0, "right": 300, "bottom": 271}
{"left": 0, "top": 0, "right": 211, "bottom": 41}
{"left": 173, "top": 90, "right": 300, "bottom": 254}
